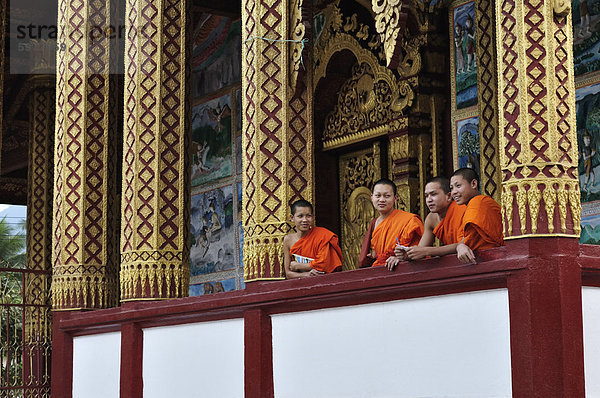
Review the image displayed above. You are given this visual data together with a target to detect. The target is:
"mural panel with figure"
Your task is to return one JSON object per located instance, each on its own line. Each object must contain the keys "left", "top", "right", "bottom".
{"left": 189, "top": 278, "right": 236, "bottom": 296}
{"left": 450, "top": 0, "right": 477, "bottom": 110}
{"left": 453, "top": 115, "right": 481, "bottom": 178}
{"left": 576, "top": 83, "right": 600, "bottom": 244}
{"left": 190, "top": 185, "right": 235, "bottom": 275}
{"left": 191, "top": 94, "right": 233, "bottom": 186}
{"left": 573, "top": 0, "right": 600, "bottom": 77}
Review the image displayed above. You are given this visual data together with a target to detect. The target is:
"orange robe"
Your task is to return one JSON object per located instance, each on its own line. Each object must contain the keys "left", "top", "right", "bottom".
{"left": 432, "top": 201, "right": 467, "bottom": 245}
{"left": 290, "top": 227, "right": 343, "bottom": 273}
{"left": 458, "top": 195, "right": 504, "bottom": 250}
{"left": 361, "top": 209, "right": 423, "bottom": 267}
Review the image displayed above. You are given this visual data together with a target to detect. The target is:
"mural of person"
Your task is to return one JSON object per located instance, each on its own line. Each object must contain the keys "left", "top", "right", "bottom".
{"left": 579, "top": 0, "right": 592, "bottom": 37}
{"left": 464, "top": 15, "right": 476, "bottom": 72}
{"left": 454, "top": 23, "right": 466, "bottom": 75}
{"left": 581, "top": 129, "right": 597, "bottom": 193}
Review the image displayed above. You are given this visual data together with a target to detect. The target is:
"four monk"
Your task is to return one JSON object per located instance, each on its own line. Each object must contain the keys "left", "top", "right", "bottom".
{"left": 283, "top": 199, "right": 343, "bottom": 278}
{"left": 358, "top": 178, "right": 423, "bottom": 271}
{"left": 282, "top": 168, "right": 504, "bottom": 279}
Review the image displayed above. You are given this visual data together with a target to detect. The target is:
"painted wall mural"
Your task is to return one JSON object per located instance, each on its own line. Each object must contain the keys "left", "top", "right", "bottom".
{"left": 190, "top": 185, "right": 235, "bottom": 276}
{"left": 191, "top": 94, "right": 233, "bottom": 187}
{"left": 192, "top": 16, "right": 241, "bottom": 98}
{"left": 576, "top": 83, "right": 600, "bottom": 244}
{"left": 573, "top": 0, "right": 600, "bottom": 77}
{"left": 451, "top": 1, "right": 478, "bottom": 110}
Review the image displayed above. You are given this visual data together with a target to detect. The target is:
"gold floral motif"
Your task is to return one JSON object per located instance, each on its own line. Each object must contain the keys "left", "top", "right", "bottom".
{"left": 542, "top": 182, "right": 557, "bottom": 233}
{"left": 527, "top": 183, "right": 541, "bottom": 234}
{"left": 502, "top": 185, "right": 514, "bottom": 236}
{"left": 515, "top": 182, "right": 528, "bottom": 235}
{"left": 372, "top": 0, "right": 405, "bottom": 68}
{"left": 322, "top": 62, "right": 414, "bottom": 148}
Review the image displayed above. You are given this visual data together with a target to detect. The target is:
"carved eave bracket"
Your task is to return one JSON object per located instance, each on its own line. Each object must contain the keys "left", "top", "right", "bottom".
{"left": 372, "top": 0, "right": 409, "bottom": 69}
{"left": 290, "top": 0, "right": 306, "bottom": 89}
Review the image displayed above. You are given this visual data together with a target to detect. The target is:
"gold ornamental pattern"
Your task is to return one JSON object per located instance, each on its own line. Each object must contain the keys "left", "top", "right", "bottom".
{"left": 496, "top": 0, "right": 580, "bottom": 238}
{"left": 323, "top": 62, "right": 414, "bottom": 149}
{"left": 242, "top": 0, "right": 314, "bottom": 281}
{"left": 474, "top": 0, "right": 501, "bottom": 202}
{"left": 52, "top": 0, "right": 119, "bottom": 310}
{"left": 121, "top": 0, "right": 190, "bottom": 300}
{"left": 339, "top": 144, "right": 381, "bottom": 270}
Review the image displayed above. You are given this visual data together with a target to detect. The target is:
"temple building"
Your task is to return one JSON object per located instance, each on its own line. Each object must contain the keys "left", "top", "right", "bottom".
{"left": 1, "top": 0, "right": 600, "bottom": 396}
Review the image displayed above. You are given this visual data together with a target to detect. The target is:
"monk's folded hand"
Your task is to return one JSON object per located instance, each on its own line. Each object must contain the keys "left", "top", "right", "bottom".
{"left": 456, "top": 243, "right": 476, "bottom": 264}
{"left": 406, "top": 246, "right": 428, "bottom": 260}
{"left": 290, "top": 261, "right": 301, "bottom": 271}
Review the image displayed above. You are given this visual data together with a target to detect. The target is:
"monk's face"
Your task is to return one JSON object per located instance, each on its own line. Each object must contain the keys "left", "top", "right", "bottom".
{"left": 371, "top": 183, "right": 396, "bottom": 215}
{"left": 290, "top": 206, "right": 314, "bottom": 232}
{"left": 424, "top": 182, "right": 452, "bottom": 213}
{"left": 450, "top": 175, "right": 478, "bottom": 205}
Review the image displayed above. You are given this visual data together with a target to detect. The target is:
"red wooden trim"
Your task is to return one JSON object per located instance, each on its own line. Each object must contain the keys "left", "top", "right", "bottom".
{"left": 507, "top": 238, "right": 585, "bottom": 398}
{"left": 244, "top": 309, "right": 274, "bottom": 398}
{"left": 58, "top": 246, "right": 520, "bottom": 333}
{"left": 50, "top": 312, "right": 74, "bottom": 398}
{"left": 120, "top": 323, "right": 143, "bottom": 398}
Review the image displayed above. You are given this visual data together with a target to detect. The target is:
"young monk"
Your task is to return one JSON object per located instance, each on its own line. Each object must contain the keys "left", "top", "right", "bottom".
{"left": 283, "top": 199, "right": 343, "bottom": 278}
{"left": 359, "top": 178, "right": 423, "bottom": 271}
{"left": 400, "top": 176, "right": 467, "bottom": 260}
{"left": 449, "top": 167, "right": 504, "bottom": 263}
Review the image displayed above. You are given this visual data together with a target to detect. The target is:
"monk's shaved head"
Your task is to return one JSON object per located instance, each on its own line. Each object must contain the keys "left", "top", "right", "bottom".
{"left": 426, "top": 176, "right": 451, "bottom": 194}
{"left": 373, "top": 178, "right": 397, "bottom": 196}
{"left": 290, "top": 199, "right": 313, "bottom": 215}
{"left": 451, "top": 167, "right": 479, "bottom": 187}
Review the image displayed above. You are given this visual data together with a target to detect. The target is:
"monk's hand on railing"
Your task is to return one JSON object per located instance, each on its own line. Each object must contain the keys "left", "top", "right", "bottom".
{"left": 386, "top": 255, "right": 401, "bottom": 271}
{"left": 308, "top": 269, "right": 325, "bottom": 277}
{"left": 456, "top": 243, "right": 476, "bottom": 264}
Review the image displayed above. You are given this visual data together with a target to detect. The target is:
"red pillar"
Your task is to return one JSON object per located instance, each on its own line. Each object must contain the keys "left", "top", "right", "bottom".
{"left": 508, "top": 238, "right": 585, "bottom": 397}
{"left": 50, "top": 312, "right": 73, "bottom": 398}
{"left": 120, "top": 322, "right": 144, "bottom": 397}
{"left": 244, "top": 308, "right": 274, "bottom": 398}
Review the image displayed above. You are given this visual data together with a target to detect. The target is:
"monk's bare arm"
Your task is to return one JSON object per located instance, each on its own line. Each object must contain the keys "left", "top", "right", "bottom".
{"left": 407, "top": 243, "right": 460, "bottom": 260}
{"left": 283, "top": 235, "right": 309, "bottom": 278}
{"left": 418, "top": 213, "right": 437, "bottom": 247}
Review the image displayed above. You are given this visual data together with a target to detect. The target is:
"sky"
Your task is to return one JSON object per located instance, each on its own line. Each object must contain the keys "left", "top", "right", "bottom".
{"left": 0, "top": 204, "right": 27, "bottom": 229}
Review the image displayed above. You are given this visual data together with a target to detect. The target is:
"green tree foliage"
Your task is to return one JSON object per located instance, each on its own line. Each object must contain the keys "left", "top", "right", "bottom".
{"left": 0, "top": 216, "right": 26, "bottom": 392}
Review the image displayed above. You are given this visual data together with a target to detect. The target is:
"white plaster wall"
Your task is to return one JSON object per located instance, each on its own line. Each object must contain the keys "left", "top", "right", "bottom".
{"left": 583, "top": 286, "right": 600, "bottom": 397}
{"left": 72, "top": 332, "right": 121, "bottom": 398}
{"left": 143, "top": 319, "right": 244, "bottom": 398}
{"left": 272, "top": 289, "right": 512, "bottom": 398}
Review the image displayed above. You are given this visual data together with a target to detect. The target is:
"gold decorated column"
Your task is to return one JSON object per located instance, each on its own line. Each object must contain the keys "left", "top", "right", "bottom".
{"left": 52, "top": 0, "right": 120, "bottom": 309}
{"left": 242, "top": 0, "right": 314, "bottom": 280}
{"left": 120, "top": 0, "right": 190, "bottom": 300}
{"left": 475, "top": 0, "right": 502, "bottom": 202}
{"left": 496, "top": 0, "right": 580, "bottom": 237}
{"left": 24, "top": 76, "right": 54, "bottom": 396}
